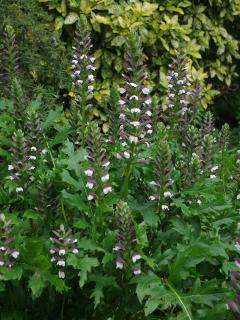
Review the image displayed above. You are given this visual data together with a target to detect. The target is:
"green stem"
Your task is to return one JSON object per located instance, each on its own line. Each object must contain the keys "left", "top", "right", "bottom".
{"left": 60, "top": 293, "right": 66, "bottom": 320}
{"left": 122, "top": 160, "right": 133, "bottom": 200}
{"left": 60, "top": 199, "right": 68, "bottom": 225}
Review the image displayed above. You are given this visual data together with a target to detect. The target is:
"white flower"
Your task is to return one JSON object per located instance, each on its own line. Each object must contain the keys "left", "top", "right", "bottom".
{"left": 102, "top": 160, "right": 110, "bottom": 167}
{"left": 29, "top": 156, "right": 36, "bottom": 160}
{"left": 144, "top": 99, "right": 151, "bottom": 105}
{"left": 42, "top": 149, "right": 48, "bottom": 155}
{"left": 119, "top": 87, "right": 126, "bottom": 94}
{"left": 211, "top": 165, "right": 219, "bottom": 172}
{"left": 150, "top": 181, "right": 157, "bottom": 186}
{"left": 131, "top": 108, "right": 141, "bottom": 113}
{"left": 119, "top": 113, "right": 126, "bottom": 119}
{"left": 50, "top": 249, "right": 55, "bottom": 254}
{"left": 147, "top": 129, "right": 153, "bottom": 134}
{"left": 237, "top": 194, "right": 240, "bottom": 200}
{"left": 16, "top": 187, "right": 23, "bottom": 193}
{"left": 121, "top": 142, "right": 127, "bottom": 147}
{"left": 115, "top": 153, "right": 122, "bottom": 159}
{"left": 51, "top": 257, "right": 56, "bottom": 262}
{"left": 149, "top": 195, "right": 156, "bottom": 201}
{"left": 58, "top": 271, "right": 65, "bottom": 279}
{"left": 88, "top": 85, "right": 94, "bottom": 92}
{"left": 86, "top": 64, "right": 96, "bottom": 71}
{"left": 0, "top": 246, "right": 6, "bottom": 251}
{"left": 179, "top": 89, "right": 185, "bottom": 94}
{"left": 168, "top": 84, "right": 173, "bottom": 88}
{"left": 103, "top": 186, "right": 112, "bottom": 194}
{"left": 210, "top": 175, "right": 216, "bottom": 179}
{"left": 142, "top": 87, "right": 150, "bottom": 94}
{"left": 88, "top": 74, "right": 94, "bottom": 81}
{"left": 72, "top": 249, "right": 79, "bottom": 254}
{"left": 129, "top": 82, "right": 138, "bottom": 88}
{"left": 77, "top": 80, "right": 83, "bottom": 85}
{"left": 74, "top": 70, "right": 80, "bottom": 75}
{"left": 116, "top": 257, "right": 124, "bottom": 269}
{"left": 80, "top": 54, "right": 87, "bottom": 60}
{"left": 132, "top": 253, "right": 141, "bottom": 263}
{"left": 119, "top": 99, "right": 126, "bottom": 105}
{"left": 123, "top": 151, "right": 130, "bottom": 159}
{"left": 84, "top": 168, "right": 94, "bottom": 177}
{"left": 235, "top": 259, "right": 240, "bottom": 268}
{"left": 8, "top": 176, "right": 15, "bottom": 181}
{"left": 237, "top": 159, "right": 240, "bottom": 164}
{"left": 59, "top": 249, "right": 66, "bottom": 256}
{"left": 192, "top": 153, "right": 198, "bottom": 158}
{"left": 174, "top": 72, "right": 178, "bottom": 77}
{"left": 177, "top": 80, "right": 184, "bottom": 85}
{"left": 72, "top": 59, "right": 78, "bottom": 64}
{"left": 180, "top": 99, "right": 187, "bottom": 104}
{"left": 0, "top": 260, "right": 4, "bottom": 266}
{"left": 87, "top": 193, "right": 94, "bottom": 201}
{"left": 8, "top": 165, "right": 14, "bottom": 171}
{"left": 130, "top": 121, "right": 140, "bottom": 127}
{"left": 57, "top": 260, "right": 65, "bottom": 267}
{"left": 90, "top": 57, "right": 95, "bottom": 63}
{"left": 145, "top": 110, "right": 152, "bottom": 116}
{"left": 86, "top": 181, "right": 94, "bottom": 189}
{"left": 11, "top": 250, "right": 19, "bottom": 259}
{"left": 235, "top": 241, "right": 240, "bottom": 251}
{"left": 133, "top": 267, "right": 141, "bottom": 275}
{"left": 101, "top": 173, "right": 109, "bottom": 182}
{"left": 163, "top": 191, "right": 173, "bottom": 198}
{"left": 129, "top": 136, "right": 138, "bottom": 144}
{"left": 129, "top": 95, "right": 139, "bottom": 101}
{"left": 161, "top": 205, "right": 169, "bottom": 211}
{"left": 31, "top": 147, "right": 37, "bottom": 152}
{"left": 29, "top": 166, "right": 35, "bottom": 170}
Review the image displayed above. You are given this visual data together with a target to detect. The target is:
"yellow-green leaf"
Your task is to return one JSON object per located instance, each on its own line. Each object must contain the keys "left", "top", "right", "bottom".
{"left": 64, "top": 12, "right": 79, "bottom": 24}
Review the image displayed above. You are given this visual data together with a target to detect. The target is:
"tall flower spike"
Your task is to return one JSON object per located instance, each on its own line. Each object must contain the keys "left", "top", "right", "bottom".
{"left": 218, "top": 123, "right": 230, "bottom": 152}
{"left": 118, "top": 32, "right": 152, "bottom": 156}
{"left": 109, "top": 85, "right": 120, "bottom": 142}
{"left": 7, "top": 130, "right": 36, "bottom": 193}
{"left": 10, "top": 78, "right": 26, "bottom": 130}
{"left": 70, "top": 15, "right": 95, "bottom": 146}
{"left": 164, "top": 53, "right": 192, "bottom": 134}
{"left": 0, "top": 213, "right": 19, "bottom": 268}
{"left": 149, "top": 135, "right": 174, "bottom": 212}
{"left": 0, "top": 25, "right": 20, "bottom": 95}
{"left": 181, "top": 125, "right": 202, "bottom": 185}
{"left": 201, "top": 133, "right": 218, "bottom": 179}
{"left": 114, "top": 202, "right": 141, "bottom": 276}
{"left": 201, "top": 111, "right": 215, "bottom": 137}
{"left": 50, "top": 224, "right": 78, "bottom": 279}
{"left": 85, "top": 122, "right": 111, "bottom": 202}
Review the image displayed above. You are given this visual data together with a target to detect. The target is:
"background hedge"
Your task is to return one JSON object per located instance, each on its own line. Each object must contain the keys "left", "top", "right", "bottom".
{"left": 1, "top": 0, "right": 240, "bottom": 129}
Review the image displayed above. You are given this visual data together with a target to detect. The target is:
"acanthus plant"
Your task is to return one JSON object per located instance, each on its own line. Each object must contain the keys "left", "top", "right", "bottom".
{"left": 113, "top": 32, "right": 153, "bottom": 199}
{"left": 113, "top": 201, "right": 142, "bottom": 276}
{"left": 148, "top": 132, "right": 174, "bottom": 214}
{"left": 0, "top": 213, "right": 19, "bottom": 269}
{"left": 70, "top": 15, "right": 96, "bottom": 146}
{"left": 50, "top": 224, "right": 78, "bottom": 279}
{"left": 0, "top": 21, "right": 238, "bottom": 320}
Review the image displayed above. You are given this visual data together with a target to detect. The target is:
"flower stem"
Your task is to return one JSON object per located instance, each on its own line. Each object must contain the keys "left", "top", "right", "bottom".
{"left": 122, "top": 159, "right": 133, "bottom": 200}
